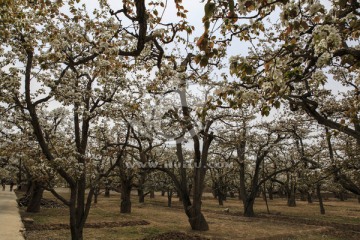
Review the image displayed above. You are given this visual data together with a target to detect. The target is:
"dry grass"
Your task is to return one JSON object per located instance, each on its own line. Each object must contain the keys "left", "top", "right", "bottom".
{"left": 19, "top": 190, "right": 360, "bottom": 240}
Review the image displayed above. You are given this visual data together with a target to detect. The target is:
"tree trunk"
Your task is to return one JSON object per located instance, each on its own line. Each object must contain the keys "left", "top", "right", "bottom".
{"left": 178, "top": 190, "right": 183, "bottom": 202}
{"left": 186, "top": 194, "right": 209, "bottom": 231}
{"left": 161, "top": 190, "right": 165, "bottom": 196}
{"left": 188, "top": 211, "right": 209, "bottom": 231}
{"left": 189, "top": 166, "right": 209, "bottom": 231}
{"left": 238, "top": 188, "right": 243, "bottom": 201}
{"left": 93, "top": 187, "right": 99, "bottom": 204}
{"left": 25, "top": 180, "right": 33, "bottom": 196}
{"left": 150, "top": 190, "right": 155, "bottom": 198}
{"left": 68, "top": 182, "right": 94, "bottom": 240}
{"left": 339, "top": 191, "right": 345, "bottom": 201}
{"left": 243, "top": 197, "right": 255, "bottom": 217}
{"left": 287, "top": 193, "right": 296, "bottom": 207}
{"left": 267, "top": 185, "right": 274, "bottom": 200}
{"left": 262, "top": 188, "right": 267, "bottom": 201}
{"left": 307, "top": 191, "right": 313, "bottom": 203}
{"left": 268, "top": 190, "right": 273, "bottom": 200}
{"left": 138, "top": 171, "right": 146, "bottom": 203}
{"left": 137, "top": 189, "right": 145, "bottom": 203}
{"left": 176, "top": 187, "right": 209, "bottom": 231}
{"left": 167, "top": 189, "right": 172, "bottom": 207}
{"left": 26, "top": 181, "right": 44, "bottom": 213}
{"left": 218, "top": 194, "right": 224, "bottom": 206}
{"left": 287, "top": 176, "right": 296, "bottom": 207}
{"left": 358, "top": 195, "right": 360, "bottom": 204}
{"left": 104, "top": 187, "right": 110, "bottom": 197}
{"left": 299, "top": 190, "right": 306, "bottom": 201}
{"left": 120, "top": 181, "right": 132, "bottom": 213}
{"left": 316, "top": 184, "right": 325, "bottom": 214}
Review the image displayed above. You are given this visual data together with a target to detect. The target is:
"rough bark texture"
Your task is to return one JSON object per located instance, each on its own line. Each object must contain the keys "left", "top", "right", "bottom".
{"left": 243, "top": 197, "right": 256, "bottom": 217}
{"left": 316, "top": 184, "right": 325, "bottom": 214}
{"left": 120, "top": 179, "right": 132, "bottom": 213}
{"left": 137, "top": 171, "right": 146, "bottom": 203}
{"left": 287, "top": 175, "right": 296, "bottom": 207}
{"left": 26, "top": 181, "right": 44, "bottom": 213}
{"left": 69, "top": 186, "right": 94, "bottom": 240}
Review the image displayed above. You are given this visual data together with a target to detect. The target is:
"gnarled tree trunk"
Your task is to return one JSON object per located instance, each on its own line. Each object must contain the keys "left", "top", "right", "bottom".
{"left": 120, "top": 180, "right": 132, "bottom": 213}
{"left": 26, "top": 181, "right": 44, "bottom": 213}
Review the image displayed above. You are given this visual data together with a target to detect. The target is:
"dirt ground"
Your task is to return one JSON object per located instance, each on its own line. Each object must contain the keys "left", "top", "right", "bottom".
{"left": 18, "top": 190, "right": 360, "bottom": 240}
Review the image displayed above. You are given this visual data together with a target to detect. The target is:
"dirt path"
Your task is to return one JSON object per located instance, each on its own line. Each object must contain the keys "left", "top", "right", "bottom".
{"left": 0, "top": 187, "right": 25, "bottom": 240}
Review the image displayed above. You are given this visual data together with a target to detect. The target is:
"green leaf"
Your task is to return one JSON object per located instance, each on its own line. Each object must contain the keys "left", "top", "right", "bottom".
{"left": 261, "top": 105, "right": 270, "bottom": 116}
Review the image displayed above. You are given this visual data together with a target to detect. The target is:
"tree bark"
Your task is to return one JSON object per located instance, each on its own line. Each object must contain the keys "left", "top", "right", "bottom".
{"left": 150, "top": 190, "right": 155, "bottom": 198}
{"left": 167, "top": 189, "right": 172, "bottom": 207}
{"left": 287, "top": 175, "right": 296, "bottom": 207}
{"left": 268, "top": 191, "right": 273, "bottom": 200}
{"left": 267, "top": 185, "right": 274, "bottom": 200}
{"left": 287, "top": 192, "right": 296, "bottom": 207}
{"left": 316, "top": 184, "right": 325, "bottom": 214}
{"left": 178, "top": 190, "right": 183, "bottom": 202}
{"left": 299, "top": 190, "right": 306, "bottom": 201}
{"left": 238, "top": 188, "right": 243, "bottom": 201}
{"left": 69, "top": 184, "right": 94, "bottom": 240}
{"left": 138, "top": 171, "right": 146, "bottom": 203}
{"left": 120, "top": 181, "right": 132, "bottom": 213}
{"left": 218, "top": 194, "right": 224, "bottom": 206}
{"left": 93, "top": 187, "right": 100, "bottom": 204}
{"left": 26, "top": 181, "right": 44, "bottom": 213}
{"left": 229, "top": 191, "right": 235, "bottom": 198}
{"left": 188, "top": 211, "right": 209, "bottom": 231}
{"left": 338, "top": 191, "right": 346, "bottom": 201}
{"left": 243, "top": 197, "right": 255, "bottom": 217}
{"left": 104, "top": 187, "right": 110, "bottom": 197}
{"left": 307, "top": 191, "right": 313, "bottom": 203}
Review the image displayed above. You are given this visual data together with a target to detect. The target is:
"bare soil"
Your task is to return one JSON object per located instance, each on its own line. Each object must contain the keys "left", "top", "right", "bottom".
{"left": 24, "top": 220, "right": 150, "bottom": 231}
{"left": 18, "top": 190, "right": 360, "bottom": 240}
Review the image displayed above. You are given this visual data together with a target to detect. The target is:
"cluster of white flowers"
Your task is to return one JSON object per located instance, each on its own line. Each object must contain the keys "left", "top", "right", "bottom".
{"left": 311, "top": 70, "right": 327, "bottom": 85}
{"left": 316, "top": 52, "right": 332, "bottom": 67}
{"left": 313, "top": 25, "right": 342, "bottom": 56}
{"left": 74, "top": 162, "right": 85, "bottom": 179}
{"left": 152, "top": 28, "right": 166, "bottom": 38}
{"left": 98, "top": 59, "right": 111, "bottom": 67}
{"left": 355, "top": 73, "right": 360, "bottom": 86}
{"left": 54, "top": 157, "right": 69, "bottom": 169}
{"left": 308, "top": 2, "right": 324, "bottom": 15}
{"left": 261, "top": 81, "right": 272, "bottom": 91}
{"left": 280, "top": 1, "right": 299, "bottom": 24}
{"left": 272, "top": 68, "right": 283, "bottom": 83}
{"left": 229, "top": 55, "right": 245, "bottom": 64}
